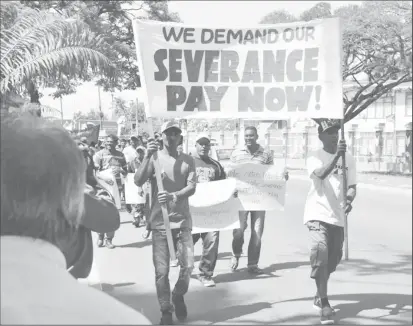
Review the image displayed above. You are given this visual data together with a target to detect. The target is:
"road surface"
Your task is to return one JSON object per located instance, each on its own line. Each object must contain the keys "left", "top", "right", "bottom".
{"left": 87, "top": 176, "right": 412, "bottom": 325}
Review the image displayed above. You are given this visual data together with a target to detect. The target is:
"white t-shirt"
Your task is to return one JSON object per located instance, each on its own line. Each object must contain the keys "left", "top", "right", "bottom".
{"left": 303, "top": 149, "right": 357, "bottom": 227}
{"left": 123, "top": 146, "right": 138, "bottom": 164}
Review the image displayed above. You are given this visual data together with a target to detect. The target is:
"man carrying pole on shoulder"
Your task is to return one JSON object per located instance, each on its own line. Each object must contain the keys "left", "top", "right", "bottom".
{"left": 304, "top": 120, "right": 357, "bottom": 325}
{"left": 134, "top": 120, "right": 196, "bottom": 325}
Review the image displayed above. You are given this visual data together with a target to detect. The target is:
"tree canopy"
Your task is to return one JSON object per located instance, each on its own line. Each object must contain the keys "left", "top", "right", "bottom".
{"left": 260, "top": 1, "right": 412, "bottom": 123}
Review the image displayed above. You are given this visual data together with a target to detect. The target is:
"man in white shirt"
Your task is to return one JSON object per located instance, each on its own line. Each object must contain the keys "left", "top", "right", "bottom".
{"left": 1, "top": 113, "right": 151, "bottom": 325}
{"left": 303, "top": 120, "right": 357, "bottom": 325}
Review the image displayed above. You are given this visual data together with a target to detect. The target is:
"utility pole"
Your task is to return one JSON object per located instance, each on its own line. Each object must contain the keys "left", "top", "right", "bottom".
{"left": 136, "top": 97, "right": 139, "bottom": 136}
{"left": 59, "top": 96, "right": 64, "bottom": 125}
{"left": 98, "top": 86, "right": 103, "bottom": 129}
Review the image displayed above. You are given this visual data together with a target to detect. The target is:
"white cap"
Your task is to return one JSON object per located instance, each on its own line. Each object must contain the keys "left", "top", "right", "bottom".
{"left": 195, "top": 133, "right": 210, "bottom": 143}
{"left": 160, "top": 120, "right": 181, "bottom": 134}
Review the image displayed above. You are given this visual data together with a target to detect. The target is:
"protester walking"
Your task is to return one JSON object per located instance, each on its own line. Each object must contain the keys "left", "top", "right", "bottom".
{"left": 135, "top": 120, "right": 196, "bottom": 325}
{"left": 93, "top": 134, "right": 127, "bottom": 249}
{"left": 191, "top": 133, "right": 227, "bottom": 287}
{"left": 230, "top": 126, "right": 288, "bottom": 275}
{"left": 304, "top": 121, "right": 357, "bottom": 325}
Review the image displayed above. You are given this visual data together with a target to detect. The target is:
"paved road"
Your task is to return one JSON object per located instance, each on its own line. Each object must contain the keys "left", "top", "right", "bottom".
{"left": 88, "top": 177, "right": 412, "bottom": 325}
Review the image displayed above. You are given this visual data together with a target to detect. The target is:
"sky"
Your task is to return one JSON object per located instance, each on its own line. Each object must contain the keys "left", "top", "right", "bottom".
{"left": 40, "top": 1, "right": 360, "bottom": 120}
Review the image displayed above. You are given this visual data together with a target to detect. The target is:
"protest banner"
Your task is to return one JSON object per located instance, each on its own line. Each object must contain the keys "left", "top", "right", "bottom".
{"left": 189, "top": 178, "right": 241, "bottom": 233}
{"left": 191, "top": 199, "right": 241, "bottom": 234}
{"left": 132, "top": 18, "right": 343, "bottom": 120}
{"left": 125, "top": 173, "right": 145, "bottom": 205}
{"left": 96, "top": 170, "right": 121, "bottom": 209}
{"left": 226, "top": 163, "right": 286, "bottom": 211}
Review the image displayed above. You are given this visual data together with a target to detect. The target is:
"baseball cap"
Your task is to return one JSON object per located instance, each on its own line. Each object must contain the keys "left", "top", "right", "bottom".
{"left": 318, "top": 119, "right": 340, "bottom": 133}
{"left": 161, "top": 120, "right": 181, "bottom": 134}
{"left": 195, "top": 133, "right": 210, "bottom": 143}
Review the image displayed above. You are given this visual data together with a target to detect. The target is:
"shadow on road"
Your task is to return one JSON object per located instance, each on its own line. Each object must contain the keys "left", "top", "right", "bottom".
{"left": 194, "top": 251, "right": 233, "bottom": 262}
{"left": 190, "top": 302, "right": 273, "bottom": 324}
{"left": 340, "top": 254, "right": 412, "bottom": 276}
{"left": 213, "top": 268, "right": 279, "bottom": 284}
{"left": 116, "top": 239, "right": 152, "bottom": 249}
{"left": 262, "top": 261, "right": 310, "bottom": 274}
{"left": 274, "top": 293, "right": 412, "bottom": 325}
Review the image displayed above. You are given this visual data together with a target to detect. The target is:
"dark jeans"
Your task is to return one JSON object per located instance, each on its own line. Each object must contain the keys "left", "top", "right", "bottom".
{"left": 98, "top": 231, "right": 115, "bottom": 240}
{"left": 152, "top": 228, "right": 194, "bottom": 313}
{"left": 193, "top": 231, "right": 220, "bottom": 278}
{"left": 232, "top": 210, "right": 265, "bottom": 268}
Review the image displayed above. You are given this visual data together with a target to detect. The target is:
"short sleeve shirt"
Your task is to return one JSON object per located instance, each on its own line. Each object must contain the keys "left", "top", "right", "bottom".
{"left": 192, "top": 154, "right": 226, "bottom": 183}
{"left": 230, "top": 145, "right": 273, "bottom": 165}
{"left": 303, "top": 149, "right": 357, "bottom": 227}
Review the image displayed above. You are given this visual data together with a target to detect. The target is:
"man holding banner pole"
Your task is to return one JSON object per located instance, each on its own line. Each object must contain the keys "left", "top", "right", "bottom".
{"left": 303, "top": 120, "right": 357, "bottom": 325}
{"left": 134, "top": 120, "right": 196, "bottom": 325}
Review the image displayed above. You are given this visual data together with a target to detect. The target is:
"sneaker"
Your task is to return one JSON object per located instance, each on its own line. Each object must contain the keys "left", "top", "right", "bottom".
{"left": 170, "top": 259, "right": 179, "bottom": 267}
{"left": 159, "top": 312, "right": 173, "bottom": 325}
{"left": 97, "top": 239, "right": 104, "bottom": 247}
{"left": 172, "top": 294, "right": 187, "bottom": 322}
{"left": 105, "top": 239, "right": 115, "bottom": 249}
{"left": 320, "top": 306, "right": 335, "bottom": 325}
{"left": 197, "top": 275, "right": 216, "bottom": 287}
{"left": 230, "top": 257, "right": 239, "bottom": 272}
{"left": 314, "top": 297, "right": 335, "bottom": 314}
{"left": 247, "top": 266, "right": 264, "bottom": 275}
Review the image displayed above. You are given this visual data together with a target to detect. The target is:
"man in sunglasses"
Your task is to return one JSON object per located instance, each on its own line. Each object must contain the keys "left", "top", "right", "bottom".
{"left": 134, "top": 120, "right": 196, "bottom": 325}
{"left": 191, "top": 133, "right": 227, "bottom": 287}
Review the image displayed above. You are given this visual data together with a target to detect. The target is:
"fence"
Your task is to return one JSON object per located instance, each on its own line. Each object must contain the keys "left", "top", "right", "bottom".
{"left": 182, "top": 127, "right": 411, "bottom": 173}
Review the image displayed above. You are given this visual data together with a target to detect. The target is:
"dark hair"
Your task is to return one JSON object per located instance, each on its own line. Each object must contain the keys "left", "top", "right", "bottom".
{"left": 244, "top": 126, "right": 258, "bottom": 135}
{"left": 106, "top": 134, "right": 118, "bottom": 141}
{"left": 90, "top": 141, "right": 96, "bottom": 147}
{"left": 120, "top": 138, "right": 126, "bottom": 142}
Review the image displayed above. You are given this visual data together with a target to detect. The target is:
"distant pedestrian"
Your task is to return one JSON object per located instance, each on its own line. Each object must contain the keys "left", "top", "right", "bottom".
{"left": 304, "top": 121, "right": 357, "bottom": 325}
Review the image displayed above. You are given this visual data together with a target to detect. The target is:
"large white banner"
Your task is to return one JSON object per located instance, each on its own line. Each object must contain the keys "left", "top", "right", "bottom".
{"left": 132, "top": 18, "right": 343, "bottom": 119}
{"left": 226, "top": 163, "right": 286, "bottom": 211}
{"left": 190, "top": 178, "right": 241, "bottom": 233}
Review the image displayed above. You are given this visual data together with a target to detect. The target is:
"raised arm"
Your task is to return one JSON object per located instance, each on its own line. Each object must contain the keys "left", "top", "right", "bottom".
{"left": 312, "top": 140, "right": 346, "bottom": 180}
{"left": 134, "top": 139, "right": 156, "bottom": 187}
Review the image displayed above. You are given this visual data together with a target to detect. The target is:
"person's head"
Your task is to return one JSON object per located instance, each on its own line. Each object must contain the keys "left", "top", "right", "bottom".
{"left": 120, "top": 138, "right": 126, "bottom": 147}
{"left": 195, "top": 133, "right": 211, "bottom": 158}
{"left": 130, "top": 136, "right": 139, "bottom": 149}
{"left": 80, "top": 136, "right": 89, "bottom": 146}
{"left": 105, "top": 134, "right": 118, "bottom": 150}
{"left": 318, "top": 121, "right": 340, "bottom": 152}
{"left": 160, "top": 121, "right": 182, "bottom": 151}
{"left": 136, "top": 146, "right": 145, "bottom": 161}
{"left": 244, "top": 126, "right": 258, "bottom": 147}
{"left": 1, "top": 113, "right": 86, "bottom": 248}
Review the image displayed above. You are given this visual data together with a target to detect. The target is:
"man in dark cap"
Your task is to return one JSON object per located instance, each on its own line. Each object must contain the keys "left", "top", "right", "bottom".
{"left": 303, "top": 120, "right": 357, "bottom": 325}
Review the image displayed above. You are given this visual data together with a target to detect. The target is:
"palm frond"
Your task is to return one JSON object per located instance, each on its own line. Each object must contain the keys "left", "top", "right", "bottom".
{"left": 0, "top": 3, "right": 114, "bottom": 93}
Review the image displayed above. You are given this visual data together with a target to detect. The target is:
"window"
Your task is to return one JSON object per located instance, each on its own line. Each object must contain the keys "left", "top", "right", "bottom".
{"left": 397, "top": 136, "right": 406, "bottom": 155}
{"left": 364, "top": 96, "right": 393, "bottom": 119}
{"left": 406, "top": 93, "right": 412, "bottom": 116}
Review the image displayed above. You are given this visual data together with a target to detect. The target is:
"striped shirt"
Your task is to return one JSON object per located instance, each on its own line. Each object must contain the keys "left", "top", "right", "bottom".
{"left": 230, "top": 145, "right": 273, "bottom": 165}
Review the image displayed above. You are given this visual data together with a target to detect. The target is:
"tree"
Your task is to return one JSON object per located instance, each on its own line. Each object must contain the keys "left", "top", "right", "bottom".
{"left": 0, "top": 1, "right": 115, "bottom": 114}
{"left": 19, "top": 0, "right": 182, "bottom": 94}
{"left": 73, "top": 109, "right": 107, "bottom": 121}
{"left": 260, "top": 1, "right": 412, "bottom": 123}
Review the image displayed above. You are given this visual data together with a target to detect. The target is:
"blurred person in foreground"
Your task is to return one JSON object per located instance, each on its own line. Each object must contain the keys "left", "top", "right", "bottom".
{"left": 0, "top": 113, "right": 151, "bottom": 324}
{"left": 304, "top": 121, "right": 357, "bottom": 325}
{"left": 93, "top": 134, "right": 127, "bottom": 249}
{"left": 135, "top": 121, "right": 196, "bottom": 325}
